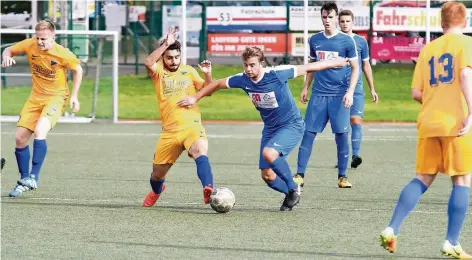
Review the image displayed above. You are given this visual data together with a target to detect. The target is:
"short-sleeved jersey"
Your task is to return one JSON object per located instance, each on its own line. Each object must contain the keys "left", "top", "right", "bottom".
{"left": 150, "top": 60, "right": 205, "bottom": 131}
{"left": 10, "top": 37, "right": 80, "bottom": 97}
{"left": 412, "top": 34, "right": 472, "bottom": 137}
{"left": 346, "top": 34, "right": 370, "bottom": 95}
{"left": 309, "top": 31, "right": 358, "bottom": 96}
{"left": 226, "top": 66, "right": 302, "bottom": 132}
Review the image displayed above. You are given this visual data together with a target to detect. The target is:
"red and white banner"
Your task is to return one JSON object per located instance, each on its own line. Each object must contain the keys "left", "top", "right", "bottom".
{"left": 373, "top": 7, "right": 472, "bottom": 32}
{"left": 208, "top": 33, "right": 289, "bottom": 55}
{"left": 370, "top": 35, "right": 429, "bottom": 61}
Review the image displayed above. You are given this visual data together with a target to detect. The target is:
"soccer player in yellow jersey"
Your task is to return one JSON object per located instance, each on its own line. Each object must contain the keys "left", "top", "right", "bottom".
{"left": 379, "top": 2, "right": 472, "bottom": 258}
{"left": 142, "top": 28, "right": 215, "bottom": 207}
{"left": 2, "top": 20, "right": 83, "bottom": 197}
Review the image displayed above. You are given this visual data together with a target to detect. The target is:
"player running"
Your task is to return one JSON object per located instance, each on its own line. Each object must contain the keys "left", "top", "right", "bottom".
{"left": 2, "top": 20, "right": 83, "bottom": 197}
{"left": 142, "top": 27, "right": 216, "bottom": 207}
{"left": 295, "top": 2, "right": 359, "bottom": 189}
{"left": 379, "top": 2, "right": 472, "bottom": 258}
{"left": 177, "top": 46, "right": 349, "bottom": 211}
{"left": 338, "top": 9, "right": 379, "bottom": 169}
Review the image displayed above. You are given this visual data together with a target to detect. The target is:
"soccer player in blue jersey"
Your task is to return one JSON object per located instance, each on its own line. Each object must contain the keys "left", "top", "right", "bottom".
{"left": 338, "top": 9, "right": 379, "bottom": 168}
{"left": 294, "top": 2, "right": 360, "bottom": 189}
{"left": 177, "top": 46, "right": 349, "bottom": 211}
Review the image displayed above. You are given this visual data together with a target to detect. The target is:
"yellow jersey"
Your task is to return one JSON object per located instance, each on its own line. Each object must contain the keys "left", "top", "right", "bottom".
{"left": 10, "top": 37, "right": 80, "bottom": 97}
{"left": 412, "top": 34, "right": 472, "bottom": 137}
{"left": 150, "top": 60, "right": 205, "bottom": 131}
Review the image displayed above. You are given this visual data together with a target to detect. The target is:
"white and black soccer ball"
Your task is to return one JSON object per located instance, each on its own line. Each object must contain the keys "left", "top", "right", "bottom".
{"left": 209, "top": 187, "right": 235, "bottom": 213}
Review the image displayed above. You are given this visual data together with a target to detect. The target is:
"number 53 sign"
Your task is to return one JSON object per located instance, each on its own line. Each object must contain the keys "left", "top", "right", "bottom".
{"left": 218, "top": 12, "right": 232, "bottom": 25}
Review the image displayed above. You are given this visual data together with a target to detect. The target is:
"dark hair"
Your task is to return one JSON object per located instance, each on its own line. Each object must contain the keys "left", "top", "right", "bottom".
{"left": 339, "top": 9, "right": 354, "bottom": 20}
{"left": 242, "top": 46, "right": 264, "bottom": 62}
{"left": 321, "top": 2, "right": 338, "bottom": 16}
{"left": 159, "top": 39, "right": 181, "bottom": 53}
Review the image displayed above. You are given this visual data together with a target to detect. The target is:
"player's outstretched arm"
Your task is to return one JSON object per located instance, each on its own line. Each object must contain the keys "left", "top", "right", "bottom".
{"left": 363, "top": 60, "right": 379, "bottom": 103}
{"left": 177, "top": 78, "right": 228, "bottom": 108}
{"left": 70, "top": 64, "right": 83, "bottom": 114}
{"left": 144, "top": 27, "right": 177, "bottom": 74}
{"left": 458, "top": 67, "right": 472, "bottom": 136}
{"left": 294, "top": 57, "right": 349, "bottom": 77}
{"left": 1, "top": 47, "right": 17, "bottom": 68}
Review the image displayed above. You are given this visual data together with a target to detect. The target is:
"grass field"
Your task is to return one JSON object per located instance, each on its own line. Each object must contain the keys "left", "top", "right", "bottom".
{"left": 1, "top": 64, "right": 420, "bottom": 122}
{"left": 1, "top": 122, "right": 471, "bottom": 259}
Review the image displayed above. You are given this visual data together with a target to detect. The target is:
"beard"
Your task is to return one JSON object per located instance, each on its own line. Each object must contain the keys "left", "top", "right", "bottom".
{"left": 164, "top": 63, "right": 179, "bottom": 72}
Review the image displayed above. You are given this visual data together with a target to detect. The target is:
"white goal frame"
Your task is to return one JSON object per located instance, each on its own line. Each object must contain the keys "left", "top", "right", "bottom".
{"left": 0, "top": 29, "right": 120, "bottom": 123}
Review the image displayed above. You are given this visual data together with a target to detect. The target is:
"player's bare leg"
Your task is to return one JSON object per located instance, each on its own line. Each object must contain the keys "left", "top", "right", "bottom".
{"left": 380, "top": 174, "right": 435, "bottom": 253}
{"left": 350, "top": 116, "right": 363, "bottom": 168}
{"left": 189, "top": 138, "right": 214, "bottom": 204}
{"left": 143, "top": 164, "right": 171, "bottom": 207}
{"left": 441, "top": 174, "right": 471, "bottom": 259}
{"left": 262, "top": 147, "right": 300, "bottom": 210}
{"left": 9, "top": 127, "right": 33, "bottom": 197}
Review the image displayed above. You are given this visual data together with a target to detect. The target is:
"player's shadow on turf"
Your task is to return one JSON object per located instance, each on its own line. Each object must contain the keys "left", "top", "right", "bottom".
{"left": 1, "top": 199, "right": 306, "bottom": 214}
{"left": 87, "top": 240, "right": 442, "bottom": 259}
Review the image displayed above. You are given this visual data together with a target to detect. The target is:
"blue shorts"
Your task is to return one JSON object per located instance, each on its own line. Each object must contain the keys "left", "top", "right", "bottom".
{"left": 350, "top": 93, "right": 365, "bottom": 118}
{"left": 304, "top": 95, "right": 350, "bottom": 134}
{"left": 259, "top": 120, "right": 305, "bottom": 169}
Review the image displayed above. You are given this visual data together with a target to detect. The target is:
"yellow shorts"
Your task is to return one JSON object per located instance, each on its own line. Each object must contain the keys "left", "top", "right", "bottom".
{"left": 416, "top": 135, "right": 472, "bottom": 176}
{"left": 153, "top": 125, "right": 207, "bottom": 164}
{"left": 17, "top": 95, "right": 67, "bottom": 131}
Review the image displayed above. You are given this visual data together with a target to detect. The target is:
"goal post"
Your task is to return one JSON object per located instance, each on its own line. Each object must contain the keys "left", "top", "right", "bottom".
{"left": 0, "top": 29, "right": 120, "bottom": 123}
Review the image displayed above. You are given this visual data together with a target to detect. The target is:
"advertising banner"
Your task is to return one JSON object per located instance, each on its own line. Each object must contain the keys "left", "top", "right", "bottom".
{"left": 289, "top": 6, "right": 370, "bottom": 31}
{"left": 208, "top": 33, "right": 289, "bottom": 55}
{"left": 370, "top": 35, "right": 428, "bottom": 61}
{"left": 373, "top": 7, "right": 472, "bottom": 32}
{"left": 207, "top": 6, "right": 287, "bottom": 32}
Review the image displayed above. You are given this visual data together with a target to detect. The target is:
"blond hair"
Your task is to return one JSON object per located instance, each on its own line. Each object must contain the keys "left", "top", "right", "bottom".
{"left": 242, "top": 46, "right": 264, "bottom": 62}
{"left": 35, "top": 20, "right": 56, "bottom": 32}
{"left": 441, "top": 2, "right": 466, "bottom": 29}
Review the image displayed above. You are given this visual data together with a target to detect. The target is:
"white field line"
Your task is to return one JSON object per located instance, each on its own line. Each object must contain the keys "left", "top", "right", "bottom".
{"left": 0, "top": 131, "right": 417, "bottom": 140}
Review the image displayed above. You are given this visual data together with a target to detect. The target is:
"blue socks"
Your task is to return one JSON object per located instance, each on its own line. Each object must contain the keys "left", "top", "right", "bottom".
{"left": 15, "top": 145, "right": 30, "bottom": 179}
{"left": 351, "top": 124, "right": 362, "bottom": 156}
{"left": 195, "top": 155, "right": 214, "bottom": 188}
{"left": 266, "top": 176, "right": 289, "bottom": 194}
{"left": 297, "top": 131, "right": 317, "bottom": 175}
{"left": 150, "top": 177, "right": 165, "bottom": 194}
{"left": 270, "top": 157, "right": 297, "bottom": 190}
{"left": 446, "top": 185, "right": 470, "bottom": 246}
{"left": 31, "top": 139, "right": 47, "bottom": 182}
{"left": 335, "top": 133, "right": 349, "bottom": 178}
{"left": 389, "top": 178, "right": 428, "bottom": 235}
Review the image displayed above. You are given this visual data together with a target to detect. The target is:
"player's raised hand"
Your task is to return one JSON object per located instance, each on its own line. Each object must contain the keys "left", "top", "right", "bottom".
{"left": 177, "top": 95, "right": 197, "bottom": 108}
{"left": 2, "top": 56, "right": 16, "bottom": 68}
{"left": 371, "top": 90, "right": 379, "bottom": 103}
{"left": 70, "top": 95, "right": 80, "bottom": 114}
{"left": 343, "top": 91, "right": 354, "bottom": 109}
{"left": 166, "top": 27, "right": 177, "bottom": 46}
{"left": 198, "top": 60, "right": 212, "bottom": 74}
{"left": 458, "top": 115, "right": 472, "bottom": 137}
{"left": 300, "top": 87, "right": 309, "bottom": 104}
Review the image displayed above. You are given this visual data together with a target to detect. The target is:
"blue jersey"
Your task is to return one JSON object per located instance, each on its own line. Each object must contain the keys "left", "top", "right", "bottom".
{"left": 226, "top": 66, "right": 302, "bottom": 131}
{"left": 309, "top": 31, "right": 358, "bottom": 96}
{"left": 347, "top": 34, "right": 370, "bottom": 95}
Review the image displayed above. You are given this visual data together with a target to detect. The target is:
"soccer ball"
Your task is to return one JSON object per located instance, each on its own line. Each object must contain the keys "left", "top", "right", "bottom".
{"left": 209, "top": 187, "right": 235, "bottom": 213}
